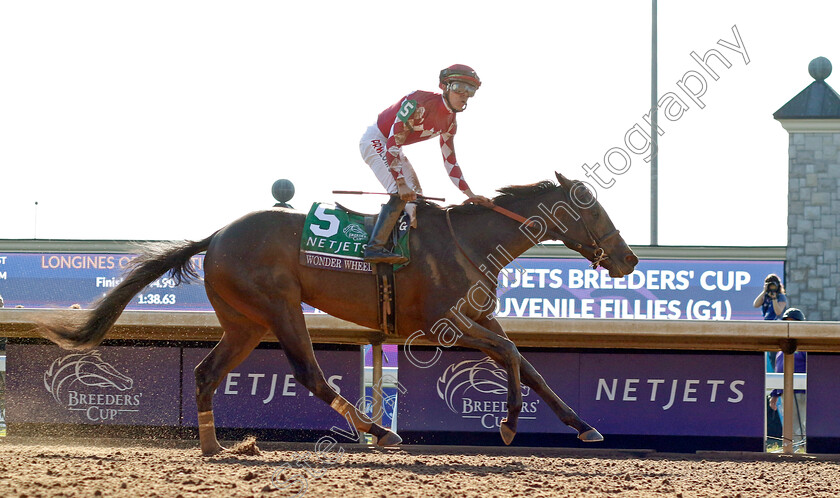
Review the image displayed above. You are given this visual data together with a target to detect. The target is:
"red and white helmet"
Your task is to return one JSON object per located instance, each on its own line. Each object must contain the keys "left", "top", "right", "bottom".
{"left": 439, "top": 64, "right": 481, "bottom": 89}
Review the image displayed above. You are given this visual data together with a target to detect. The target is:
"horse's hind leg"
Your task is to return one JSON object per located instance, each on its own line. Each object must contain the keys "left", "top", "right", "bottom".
{"left": 480, "top": 317, "right": 603, "bottom": 442}
{"left": 195, "top": 290, "right": 266, "bottom": 455}
{"left": 268, "top": 302, "right": 402, "bottom": 446}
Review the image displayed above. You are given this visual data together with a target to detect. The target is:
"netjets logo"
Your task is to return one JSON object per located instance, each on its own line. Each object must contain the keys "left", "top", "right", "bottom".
{"left": 343, "top": 223, "right": 368, "bottom": 242}
{"left": 43, "top": 350, "right": 142, "bottom": 422}
{"left": 436, "top": 357, "right": 539, "bottom": 430}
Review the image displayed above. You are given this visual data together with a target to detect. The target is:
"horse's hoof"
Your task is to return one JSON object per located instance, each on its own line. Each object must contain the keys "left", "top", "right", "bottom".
{"left": 201, "top": 444, "right": 226, "bottom": 456}
{"left": 376, "top": 431, "right": 402, "bottom": 446}
{"left": 499, "top": 419, "right": 516, "bottom": 445}
{"left": 578, "top": 428, "right": 604, "bottom": 442}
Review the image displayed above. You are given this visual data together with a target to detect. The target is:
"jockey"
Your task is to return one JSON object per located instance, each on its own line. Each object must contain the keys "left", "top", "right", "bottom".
{"left": 360, "top": 64, "right": 494, "bottom": 264}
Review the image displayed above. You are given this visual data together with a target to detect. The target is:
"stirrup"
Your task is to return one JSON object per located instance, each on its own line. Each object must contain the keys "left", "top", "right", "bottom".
{"left": 364, "top": 247, "right": 408, "bottom": 265}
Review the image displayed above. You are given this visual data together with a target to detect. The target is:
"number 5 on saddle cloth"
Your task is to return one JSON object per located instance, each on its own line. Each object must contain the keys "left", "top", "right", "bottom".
{"left": 299, "top": 202, "right": 410, "bottom": 334}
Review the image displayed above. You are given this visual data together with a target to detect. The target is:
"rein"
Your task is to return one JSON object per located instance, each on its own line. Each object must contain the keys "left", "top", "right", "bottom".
{"left": 446, "top": 200, "right": 620, "bottom": 274}
{"left": 491, "top": 205, "right": 618, "bottom": 269}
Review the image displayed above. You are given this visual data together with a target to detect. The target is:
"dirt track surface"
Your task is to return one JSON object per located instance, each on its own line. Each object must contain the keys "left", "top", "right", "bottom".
{"left": 2, "top": 437, "right": 840, "bottom": 497}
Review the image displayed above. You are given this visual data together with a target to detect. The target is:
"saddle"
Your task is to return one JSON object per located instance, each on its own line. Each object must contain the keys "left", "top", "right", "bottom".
{"left": 299, "top": 202, "right": 410, "bottom": 274}
{"left": 299, "top": 202, "right": 410, "bottom": 335}
{"left": 335, "top": 202, "right": 377, "bottom": 236}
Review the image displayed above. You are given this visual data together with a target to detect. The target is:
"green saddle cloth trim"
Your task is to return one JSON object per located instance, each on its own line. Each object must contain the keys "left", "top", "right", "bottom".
{"left": 300, "top": 202, "right": 410, "bottom": 273}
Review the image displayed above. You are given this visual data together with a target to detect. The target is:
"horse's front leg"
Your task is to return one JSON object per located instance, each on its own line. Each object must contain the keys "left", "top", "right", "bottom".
{"left": 446, "top": 312, "right": 522, "bottom": 445}
{"left": 478, "top": 316, "right": 603, "bottom": 442}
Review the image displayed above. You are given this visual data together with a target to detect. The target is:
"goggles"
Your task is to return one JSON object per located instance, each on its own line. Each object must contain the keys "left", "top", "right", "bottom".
{"left": 448, "top": 80, "right": 478, "bottom": 97}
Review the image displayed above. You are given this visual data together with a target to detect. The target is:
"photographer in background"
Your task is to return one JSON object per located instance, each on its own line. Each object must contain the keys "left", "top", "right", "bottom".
{"left": 754, "top": 273, "right": 789, "bottom": 374}
{"left": 753, "top": 273, "right": 788, "bottom": 320}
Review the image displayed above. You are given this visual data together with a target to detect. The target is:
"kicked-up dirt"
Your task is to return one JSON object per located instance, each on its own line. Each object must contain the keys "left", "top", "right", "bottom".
{"left": 1, "top": 436, "right": 839, "bottom": 497}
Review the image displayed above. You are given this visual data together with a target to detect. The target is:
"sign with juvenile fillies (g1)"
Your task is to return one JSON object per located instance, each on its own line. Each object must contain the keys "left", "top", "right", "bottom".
{"left": 495, "top": 258, "right": 783, "bottom": 320}
{"left": 5, "top": 344, "right": 181, "bottom": 426}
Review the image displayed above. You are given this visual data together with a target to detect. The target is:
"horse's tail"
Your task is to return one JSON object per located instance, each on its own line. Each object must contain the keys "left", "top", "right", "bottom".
{"left": 38, "top": 233, "right": 216, "bottom": 350}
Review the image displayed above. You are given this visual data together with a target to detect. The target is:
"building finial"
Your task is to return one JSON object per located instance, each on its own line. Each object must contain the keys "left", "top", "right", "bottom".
{"left": 809, "top": 57, "right": 832, "bottom": 81}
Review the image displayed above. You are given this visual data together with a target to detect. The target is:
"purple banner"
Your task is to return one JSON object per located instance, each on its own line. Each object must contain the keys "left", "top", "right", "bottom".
{"left": 578, "top": 352, "right": 764, "bottom": 437}
{"left": 496, "top": 258, "right": 783, "bottom": 320}
{"left": 397, "top": 349, "right": 579, "bottom": 434}
{"left": 5, "top": 344, "right": 180, "bottom": 426}
{"left": 0, "top": 252, "right": 781, "bottom": 320}
{"left": 364, "top": 344, "right": 398, "bottom": 367}
{"left": 803, "top": 353, "right": 839, "bottom": 439}
{"left": 181, "top": 348, "right": 361, "bottom": 430}
{"left": 398, "top": 349, "right": 763, "bottom": 438}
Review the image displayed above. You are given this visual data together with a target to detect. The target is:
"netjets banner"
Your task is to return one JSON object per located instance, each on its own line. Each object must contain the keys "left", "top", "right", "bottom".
{"left": 802, "top": 353, "right": 840, "bottom": 450}
{"left": 6, "top": 344, "right": 361, "bottom": 430}
{"left": 398, "top": 350, "right": 579, "bottom": 434}
{"left": 5, "top": 344, "right": 181, "bottom": 426}
{"left": 181, "top": 348, "right": 361, "bottom": 430}
{"left": 398, "top": 349, "right": 764, "bottom": 438}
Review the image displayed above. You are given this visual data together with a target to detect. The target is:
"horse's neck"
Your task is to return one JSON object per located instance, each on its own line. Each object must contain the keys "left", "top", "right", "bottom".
{"left": 449, "top": 206, "right": 537, "bottom": 269}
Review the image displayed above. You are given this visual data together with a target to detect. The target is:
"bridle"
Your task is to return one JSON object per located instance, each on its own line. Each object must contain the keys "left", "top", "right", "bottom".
{"left": 445, "top": 188, "right": 621, "bottom": 275}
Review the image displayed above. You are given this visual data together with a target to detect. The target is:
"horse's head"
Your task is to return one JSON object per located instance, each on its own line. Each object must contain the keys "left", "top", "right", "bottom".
{"left": 496, "top": 172, "right": 637, "bottom": 278}
{"left": 549, "top": 172, "right": 637, "bottom": 278}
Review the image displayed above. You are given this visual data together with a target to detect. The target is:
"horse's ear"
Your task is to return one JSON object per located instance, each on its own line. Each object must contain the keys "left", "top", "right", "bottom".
{"left": 555, "top": 171, "right": 572, "bottom": 188}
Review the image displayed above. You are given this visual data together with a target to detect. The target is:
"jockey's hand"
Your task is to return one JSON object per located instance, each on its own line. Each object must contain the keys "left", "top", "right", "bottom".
{"left": 396, "top": 180, "right": 417, "bottom": 202}
{"left": 464, "top": 194, "right": 494, "bottom": 208}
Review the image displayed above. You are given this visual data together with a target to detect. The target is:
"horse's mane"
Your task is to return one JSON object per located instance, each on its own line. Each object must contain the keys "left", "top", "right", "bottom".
{"left": 494, "top": 180, "right": 558, "bottom": 202}
{"left": 417, "top": 180, "right": 559, "bottom": 214}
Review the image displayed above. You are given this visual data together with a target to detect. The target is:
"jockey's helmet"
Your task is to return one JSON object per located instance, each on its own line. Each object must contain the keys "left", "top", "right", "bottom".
{"left": 439, "top": 64, "right": 481, "bottom": 90}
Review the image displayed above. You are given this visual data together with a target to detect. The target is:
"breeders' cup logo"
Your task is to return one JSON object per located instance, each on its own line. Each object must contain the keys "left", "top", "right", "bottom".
{"left": 436, "top": 357, "right": 539, "bottom": 430}
{"left": 43, "top": 351, "right": 142, "bottom": 422}
{"left": 342, "top": 223, "right": 368, "bottom": 242}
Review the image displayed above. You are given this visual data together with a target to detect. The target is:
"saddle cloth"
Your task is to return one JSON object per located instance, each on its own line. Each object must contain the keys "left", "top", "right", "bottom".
{"left": 299, "top": 202, "right": 410, "bottom": 274}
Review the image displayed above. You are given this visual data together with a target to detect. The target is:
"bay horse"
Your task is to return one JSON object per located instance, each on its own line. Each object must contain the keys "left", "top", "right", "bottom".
{"left": 39, "top": 172, "right": 638, "bottom": 455}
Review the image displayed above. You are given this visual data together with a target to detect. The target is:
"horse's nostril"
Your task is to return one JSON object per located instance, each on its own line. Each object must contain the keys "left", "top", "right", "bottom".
{"left": 625, "top": 254, "right": 639, "bottom": 266}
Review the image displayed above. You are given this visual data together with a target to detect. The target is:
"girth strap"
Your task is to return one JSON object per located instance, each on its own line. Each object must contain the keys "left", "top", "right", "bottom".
{"left": 375, "top": 263, "right": 396, "bottom": 335}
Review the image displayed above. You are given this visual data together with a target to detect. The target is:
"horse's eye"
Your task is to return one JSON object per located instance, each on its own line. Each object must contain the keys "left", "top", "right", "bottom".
{"left": 572, "top": 183, "right": 594, "bottom": 206}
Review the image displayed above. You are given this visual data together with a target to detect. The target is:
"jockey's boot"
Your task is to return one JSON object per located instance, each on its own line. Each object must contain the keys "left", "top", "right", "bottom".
{"left": 364, "top": 195, "right": 409, "bottom": 265}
